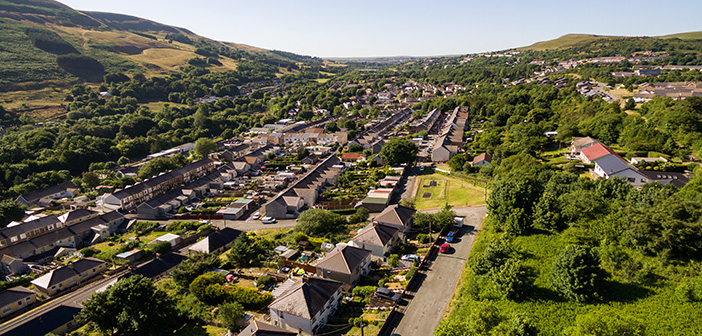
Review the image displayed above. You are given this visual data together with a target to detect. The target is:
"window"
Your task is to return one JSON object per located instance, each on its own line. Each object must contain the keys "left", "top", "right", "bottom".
{"left": 10, "top": 237, "right": 17, "bottom": 243}
{"left": 17, "top": 301, "right": 22, "bottom": 306}
{"left": 627, "top": 177, "right": 635, "bottom": 182}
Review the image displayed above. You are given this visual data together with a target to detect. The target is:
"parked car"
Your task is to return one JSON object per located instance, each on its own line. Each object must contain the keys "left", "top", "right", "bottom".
{"left": 446, "top": 231, "right": 455, "bottom": 243}
{"left": 252, "top": 212, "right": 261, "bottom": 220}
{"left": 261, "top": 216, "right": 277, "bottom": 224}
{"left": 440, "top": 243, "right": 449, "bottom": 253}
{"left": 453, "top": 216, "right": 465, "bottom": 228}
{"left": 401, "top": 254, "right": 420, "bottom": 262}
{"left": 373, "top": 287, "right": 402, "bottom": 303}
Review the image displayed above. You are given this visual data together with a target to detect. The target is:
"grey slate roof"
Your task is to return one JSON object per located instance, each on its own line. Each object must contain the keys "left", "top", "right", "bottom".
{"left": 2, "top": 303, "right": 82, "bottom": 336}
{"left": 268, "top": 277, "right": 342, "bottom": 319}
{"left": 239, "top": 320, "right": 297, "bottom": 336}
{"left": 0, "top": 286, "right": 34, "bottom": 308}
{"left": 316, "top": 244, "right": 371, "bottom": 274}
{"left": 352, "top": 223, "right": 398, "bottom": 247}
{"left": 16, "top": 181, "right": 76, "bottom": 205}
{"left": 594, "top": 155, "right": 631, "bottom": 175}
{"left": 373, "top": 204, "right": 415, "bottom": 228}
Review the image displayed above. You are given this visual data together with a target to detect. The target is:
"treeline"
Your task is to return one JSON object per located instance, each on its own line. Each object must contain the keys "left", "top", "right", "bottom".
{"left": 24, "top": 27, "right": 77, "bottom": 54}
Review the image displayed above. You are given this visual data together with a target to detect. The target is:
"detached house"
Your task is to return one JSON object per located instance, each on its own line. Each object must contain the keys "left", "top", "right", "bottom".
{"left": 472, "top": 153, "right": 492, "bottom": 166}
{"left": 268, "top": 276, "right": 343, "bottom": 335}
{"left": 593, "top": 155, "right": 648, "bottom": 187}
{"left": 15, "top": 181, "right": 77, "bottom": 207}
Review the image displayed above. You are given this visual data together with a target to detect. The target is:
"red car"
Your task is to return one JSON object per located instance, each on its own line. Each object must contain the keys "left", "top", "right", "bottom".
{"left": 440, "top": 243, "right": 449, "bottom": 253}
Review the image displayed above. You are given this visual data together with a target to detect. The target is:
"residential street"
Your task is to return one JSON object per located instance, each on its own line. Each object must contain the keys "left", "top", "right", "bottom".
{"left": 385, "top": 205, "right": 487, "bottom": 336}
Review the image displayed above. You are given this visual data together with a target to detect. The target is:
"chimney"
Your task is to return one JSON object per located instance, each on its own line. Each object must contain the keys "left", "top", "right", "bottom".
{"left": 302, "top": 275, "right": 310, "bottom": 284}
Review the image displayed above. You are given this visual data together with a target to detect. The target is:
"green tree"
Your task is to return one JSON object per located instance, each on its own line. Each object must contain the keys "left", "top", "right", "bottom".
{"left": 434, "top": 204, "right": 457, "bottom": 230}
{"left": 227, "top": 232, "right": 265, "bottom": 267}
{"left": 379, "top": 137, "right": 418, "bottom": 166}
{"left": 624, "top": 97, "right": 636, "bottom": 110}
{"left": 149, "top": 240, "right": 172, "bottom": 255}
{"left": 492, "top": 258, "right": 532, "bottom": 300}
{"left": 81, "top": 171, "right": 100, "bottom": 189}
{"left": 117, "top": 156, "right": 130, "bottom": 165}
{"left": 297, "top": 147, "right": 309, "bottom": 160}
{"left": 567, "top": 308, "right": 644, "bottom": 336}
{"left": 190, "top": 272, "right": 228, "bottom": 305}
{"left": 193, "top": 137, "right": 217, "bottom": 157}
{"left": 388, "top": 254, "right": 399, "bottom": 267}
{"left": 172, "top": 253, "right": 221, "bottom": 287}
{"left": 218, "top": 301, "right": 245, "bottom": 332}
{"left": 80, "top": 275, "right": 179, "bottom": 336}
{"left": 0, "top": 200, "right": 26, "bottom": 228}
{"left": 551, "top": 245, "right": 605, "bottom": 302}
{"left": 294, "top": 208, "right": 346, "bottom": 236}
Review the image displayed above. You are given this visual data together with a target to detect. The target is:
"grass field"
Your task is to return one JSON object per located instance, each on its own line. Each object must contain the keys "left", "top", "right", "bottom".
{"left": 414, "top": 173, "right": 486, "bottom": 210}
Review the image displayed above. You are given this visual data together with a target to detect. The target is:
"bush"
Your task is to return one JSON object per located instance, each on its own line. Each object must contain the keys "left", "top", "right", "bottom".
{"left": 256, "top": 275, "right": 273, "bottom": 289}
{"left": 229, "top": 286, "right": 273, "bottom": 309}
{"left": 149, "top": 241, "right": 172, "bottom": 255}
{"left": 416, "top": 233, "right": 432, "bottom": 244}
{"left": 352, "top": 286, "right": 377, "bottom": 298}
{"left": 388, "top": 254, "right": 399, "bottom": 267}
{"left": 80, "top": 247, "right": 96, "bottom": 257}
{"left": 406, "top": 266, "right": 418, "bottom": 279}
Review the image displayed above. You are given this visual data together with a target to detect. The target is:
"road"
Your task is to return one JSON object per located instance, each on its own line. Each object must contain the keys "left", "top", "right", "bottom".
{"left": 386, "top": 205, "right": 487, "bottom": 336}
{"left": 148, "top": 217, "right": 299, "bottom": 232}
{"left": 0, "top": 270, "right": 128, "bottom": 335}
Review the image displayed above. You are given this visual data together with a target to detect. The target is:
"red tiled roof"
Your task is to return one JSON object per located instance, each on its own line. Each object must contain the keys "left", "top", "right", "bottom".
{"left": 341, "top": 153, "right": 365, "bottom": 159}
{"left": 581, "top": 143, "right": 615, "bottom": 161}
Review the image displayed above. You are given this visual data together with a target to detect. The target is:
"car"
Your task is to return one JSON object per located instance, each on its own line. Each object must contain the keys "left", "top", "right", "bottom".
{"left": 261, "top": 216, "right": 277, "bottom": 224}
{"left": 373, "top": 287, "right": 402, "bottom": 303}
{"left": 400, "top": 254, "right": 420, "bottom": 262}
{"left": 446, "top": 231, "right": 455, "bottom": 243}
{"left": 440, "top": 243, "right": 449, "bottom": 253}
{"left": 251, "top": 212, "right": 261, "bottom": 220}
{"left": 453, "top": 216, "right": 465, "bottom": 228}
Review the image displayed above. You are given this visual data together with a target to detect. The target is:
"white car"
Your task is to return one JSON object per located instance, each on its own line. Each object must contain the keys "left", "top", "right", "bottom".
{"left": 261, "top": 217, "right": 277, "bottom": 224}
{"left": 252, "top": 212, "right": 261, "bottom": 220}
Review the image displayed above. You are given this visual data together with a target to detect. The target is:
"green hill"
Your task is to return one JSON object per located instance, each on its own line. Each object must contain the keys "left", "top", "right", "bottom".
{"left": 520, "top": 34, "right": 623, "bottom": 51}
{"left": 660, "top": 31, "right": 702, "bottom": 40}
{"left": 0, "top": 0, "right": 308, "bottom": 89}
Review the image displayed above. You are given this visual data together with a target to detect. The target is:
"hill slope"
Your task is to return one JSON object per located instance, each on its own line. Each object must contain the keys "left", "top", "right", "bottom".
{"left": 521, "top": 31, "right": 702, "bottom": 51}
{"left": 0, "top": 0, "right": 307, "bottom": 88}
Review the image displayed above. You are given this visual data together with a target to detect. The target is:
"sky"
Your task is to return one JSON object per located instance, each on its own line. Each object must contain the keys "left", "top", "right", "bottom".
{"left": 59, "top": 0, "right": 702, "bottom": 58}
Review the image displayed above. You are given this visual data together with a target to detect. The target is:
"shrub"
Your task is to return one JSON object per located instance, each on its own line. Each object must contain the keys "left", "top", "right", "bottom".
{"left": 256, "top": 275, "right": 273, "bottom": 289}
{"left": 388, "top": 254, "right": 399, "bottom": 268}
{"left": 352, "top": 286, "right": 377, "bottom": 298}
{"left": 80, "top": 247, "right": 96, "bottom": 257}
{"left": 229, "top": 286, "right": 273, "bottom": 309}
{"left": 406, "top": 266, "right": 418, "bottom": 279}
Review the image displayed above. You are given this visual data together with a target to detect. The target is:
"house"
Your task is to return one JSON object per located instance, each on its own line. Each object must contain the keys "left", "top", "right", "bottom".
{"left": 2, "top": 303, "right": 83, "bottom": 336}
{"left": 592, "top": 155, "right": 649, "bottom": 187}
{"left": 568, "top": 137, "right": 599, "bottom": 156}
{"left": 31, "top": 257, "right": 106, "bottom": 296}
{"left": 240, "top": 320, "right": 297, "bottom": 336}
{"left": 131, "top": 253, "right": 187, "bottom": 279}
{"left": 15, "top": 181, "right": 77, "bottom": 207}
{"left": 372, "top": 204, "right": 416, "bottom": 236}
{"left": 0, "top": 286, "right": 36, "bottom": 317}
{"left": 472, "top": 153, "right": 492, "bottom": 166}
{"left": 268, "top": 276, "right": 344, "bottom": 335}
{"left": 349, "top": 223, "right": 400, "bottom": 261}
{"left": 579, "top": 142, "right": 616, "bottom": 164}
{"left": 315, "top": 243, "right": 371, "bottom": 286}
{"left": 640, "top": 171, "right": 690, "bottom": 188}
{"left": 188, "top": 228, "right": 242, "bottom": 254}
{"left": 341, "top": 152, "right": 365, "bottom": 162}
{"left": 1, "top": 255, "right": 27, "bottom": 276}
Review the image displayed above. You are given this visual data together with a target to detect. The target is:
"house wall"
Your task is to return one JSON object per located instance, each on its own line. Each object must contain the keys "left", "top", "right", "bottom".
{"left": 270, "top": 309, "right": 314, "bottom": 335}
{"left": 264, "top": 201, "right": 288, "bottom": 219}
{"left": 431, "top": 146, "right": 451, "bottom": 162}
{"left": 472, "top": 160, "right": 490, "bottom": 167}
{"left": 0, "top": 293, "right": 36, "bottom": 317}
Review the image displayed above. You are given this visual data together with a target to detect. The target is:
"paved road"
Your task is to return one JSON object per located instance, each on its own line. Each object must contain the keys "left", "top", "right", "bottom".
{"left": 148, "top": 217, "right": 298, "bottom": 232}
{"left": 0, "top": 270, "right": 128, "bottom": 335}
{"left": 387, "top": 206, "right": 487, "bottom": 336}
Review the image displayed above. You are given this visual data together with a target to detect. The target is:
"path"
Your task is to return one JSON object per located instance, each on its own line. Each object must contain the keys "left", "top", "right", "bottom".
{"left": 384, "top": 206, "right": 487, "bottom": 336}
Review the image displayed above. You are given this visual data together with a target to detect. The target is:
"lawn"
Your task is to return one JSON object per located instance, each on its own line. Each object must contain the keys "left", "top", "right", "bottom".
{"left": 414, "top": 173, "right": 486, "bottom": 210}
{"left": 174, "top": 323, "right": 228, "bottom": 336}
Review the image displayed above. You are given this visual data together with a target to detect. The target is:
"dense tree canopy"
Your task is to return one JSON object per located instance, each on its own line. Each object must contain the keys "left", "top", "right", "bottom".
{"left": 379, "top": 137, "right": 418, "bottom": 166}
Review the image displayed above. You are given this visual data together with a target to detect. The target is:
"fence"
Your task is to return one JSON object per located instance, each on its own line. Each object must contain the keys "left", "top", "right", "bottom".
{"left": 282, "top": 260, "right": 317, "bottom": 274}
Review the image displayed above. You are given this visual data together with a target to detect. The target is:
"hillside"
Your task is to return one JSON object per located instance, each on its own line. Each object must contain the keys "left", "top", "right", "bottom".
{"left": 520, "top": 34, "right": 624, "bottom": 51}
{"left": 0, "top": 0, "right": 309, "bottom": 89}
{"left": 521, "top": 31, "right": 702, "bottom": 51}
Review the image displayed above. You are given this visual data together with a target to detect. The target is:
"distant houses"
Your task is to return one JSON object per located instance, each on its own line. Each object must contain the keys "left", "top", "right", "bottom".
{"left": 15, "top": 181, "right": 77, "bottom": 207}
{"left": 30, "top": 257, "right": 106, "bottom": 296}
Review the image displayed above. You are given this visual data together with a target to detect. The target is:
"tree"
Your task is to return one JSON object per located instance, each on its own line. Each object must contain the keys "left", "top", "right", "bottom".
{"left": 297, "top": 147, "right": 309, "bottom": 160}
{"left": 218, "top": 301, "right": 245, "bottom": 332}
{"left": 348, "top": 207, "right": 369, "bottom": 224}
{"left": 193, "top": 137, "right": 217, "bottom": 157}
{"left": 434, "top": 204, "right": 457, "bottom": 230}
{"left": 150, "top": 240, "right": 172, "bottom": 255}
{"left": 624, "top": 97, "right": 636, "bottom": 110}
{"left": 448, "top": 154, "right": 466, "bottom": 172}
{"left": 172, "top": 253, "right": 221, "bottom": 287}
{"left": 412, "top": 212, "right": 435, "bottom": 231}
{"left": 492, "top": 258, "right": 532, "bottom": 300}
{"left": 380, "top": 137, "right": 418, "bottom": 166}
{"left": 0, "top": 200, "right": 26, "bottom": 228}
{"left": 117, "top": 156, "right": 129, "bottom": 165}
{"left": 80, "top": 275, "right": 179, "bottom": 336}
{"left": 551, "top": 245, "right": 605, "bottom": 302}
{"left": 227, "top": 232, "right": 265, "bottom": 267}
{"left": 388, "top": 254, "right": 399, "bottom": 267}
{"left": 82, "top": 171, "right": 100, "bottom": 189}
{"left": 190, "top": 272, "right": 228, "bottom": 305}
{"left": 294, "top": 208, "right": 346, "bottom": 236}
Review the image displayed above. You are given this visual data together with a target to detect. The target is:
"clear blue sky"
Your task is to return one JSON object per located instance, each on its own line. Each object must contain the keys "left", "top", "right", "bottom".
{"left": 60, "top": 0, "right": 702, "bottom": 58}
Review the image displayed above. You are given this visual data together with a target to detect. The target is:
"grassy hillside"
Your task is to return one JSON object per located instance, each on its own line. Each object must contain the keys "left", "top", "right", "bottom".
{"left": 0, "top": 0, "right": 309, "bottom": 87}
{"left": 660, "top": 31, "right": 702, "bottom": 40}
{"left": 520, "top": 34, "right": 620, "bottom": 51}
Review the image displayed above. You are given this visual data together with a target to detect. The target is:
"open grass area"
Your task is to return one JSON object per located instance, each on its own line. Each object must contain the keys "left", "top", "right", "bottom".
{"left": 520, "top": 34, "right": 617, "bottom": 51}
{"left": 126, "top": 47, "right": 199, "bottom": 73}
{"left": 414, "top": 173, "right": 486, "bottom": 210}
{"left": 443, "top": 223, "right": 702, "bottom": 336}
{"left": 174, "top": 323, "right": 228, "bottom": 336}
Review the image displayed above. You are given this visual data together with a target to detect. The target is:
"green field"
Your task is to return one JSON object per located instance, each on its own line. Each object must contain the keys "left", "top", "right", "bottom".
{"left": 520, "top": 34, "right": 618, "bottom": 51}
{"left": 414, "top": 173, "right": 486, "bottom": 210}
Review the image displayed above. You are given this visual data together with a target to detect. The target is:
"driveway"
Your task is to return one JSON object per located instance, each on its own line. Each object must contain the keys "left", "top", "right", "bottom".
{"left": 385, "top": 206, "right": 487, "bottom": 336}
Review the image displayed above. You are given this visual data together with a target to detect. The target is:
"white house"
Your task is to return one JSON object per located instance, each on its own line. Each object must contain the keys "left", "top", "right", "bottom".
{"left": 593, "top": 155, "right": 649, "bottom": 187}
{"left": 268, "top": 276, "right": 343, "bottom": 335}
